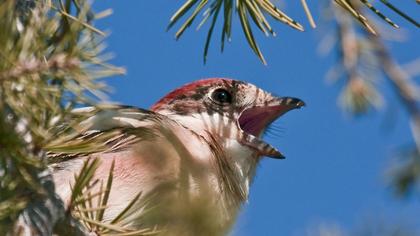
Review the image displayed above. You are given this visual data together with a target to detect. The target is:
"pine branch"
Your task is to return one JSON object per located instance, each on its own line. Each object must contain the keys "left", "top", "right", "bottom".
{"left": 169, "top": 0, "right": 418, "bottom": 64}
{"left": 0, "top": 0, "right": 124, "bottom": 234}
{"left": 0, "top": 54, "right": 79, "bottom": 81}
{"left": 328, "top": 2, "right": 420, "bottom": 196}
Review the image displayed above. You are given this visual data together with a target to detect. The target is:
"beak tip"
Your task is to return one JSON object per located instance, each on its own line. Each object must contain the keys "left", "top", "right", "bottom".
{"left": 297, "top": 100, "right": 306, "bottom": 108}
{"left": 279, "top": 97, "right": 306, "bottom": 109}
{"left": 268, "top": 150, "right": 285, "bottom": 159}
{"left": 291, "top": 98, "right": 306, "bottom": 109}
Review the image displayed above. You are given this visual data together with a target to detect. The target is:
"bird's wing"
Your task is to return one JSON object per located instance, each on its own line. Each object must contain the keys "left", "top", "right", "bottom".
{"left": 46, "top": 104, "right": 166, "bottom": 163}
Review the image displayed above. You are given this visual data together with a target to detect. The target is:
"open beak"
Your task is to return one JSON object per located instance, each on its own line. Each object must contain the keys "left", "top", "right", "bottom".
{"left": 238, "top": 97, "right": 305, "bottom": 159}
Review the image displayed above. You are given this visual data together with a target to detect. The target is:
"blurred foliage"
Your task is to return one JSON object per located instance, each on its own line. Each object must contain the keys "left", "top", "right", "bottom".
{"left": 304, "top": 217, "right": 419, "bottom": 236}
{"left": 387, "top": 148, "right": 420, "bottom": 197}
{"left": 65, "top": 158, "right": 158, "bottom": 235}
{"left": 324, "top": 2, "right": 420, "bottom": 197}
{"left": 0, "top": 0, "right": 123, "bottom": 234}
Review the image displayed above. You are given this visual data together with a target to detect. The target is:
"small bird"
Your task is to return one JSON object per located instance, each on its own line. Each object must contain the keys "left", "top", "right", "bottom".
{"left": 50, "top": 78, "right": 304, "bottom": 235}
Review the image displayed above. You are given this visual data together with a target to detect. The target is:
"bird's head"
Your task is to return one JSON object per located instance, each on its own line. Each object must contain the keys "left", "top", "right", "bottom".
{"left": 151, "top": 78, "right": 304, "bottom": 159}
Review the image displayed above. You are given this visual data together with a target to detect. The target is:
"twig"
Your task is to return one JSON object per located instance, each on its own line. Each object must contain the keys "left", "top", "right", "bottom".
{"left": 373, "top": 38, "right": 420, "bottom": 152}
{"left": 334, "top": 2, "right": 420, "bottom": 152}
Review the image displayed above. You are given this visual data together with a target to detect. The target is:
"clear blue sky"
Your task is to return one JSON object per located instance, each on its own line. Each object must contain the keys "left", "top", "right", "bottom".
{"left": 94, "top": 1, "right": 420, "bottom": 235}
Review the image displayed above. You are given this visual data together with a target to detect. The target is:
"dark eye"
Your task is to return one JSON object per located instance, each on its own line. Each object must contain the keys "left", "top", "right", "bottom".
{"left": 211, "top": 88, "right": 232, "bottom": 104}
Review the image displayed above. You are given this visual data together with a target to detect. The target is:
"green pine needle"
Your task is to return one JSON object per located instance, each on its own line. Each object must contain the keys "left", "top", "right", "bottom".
{"left": 169, "top": 0, "right": 418, "bottom": 64}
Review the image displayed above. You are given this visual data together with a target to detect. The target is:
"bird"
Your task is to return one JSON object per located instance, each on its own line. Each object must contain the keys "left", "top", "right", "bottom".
{"left": 48, "top": 78, "right": 304, "bottom": 235}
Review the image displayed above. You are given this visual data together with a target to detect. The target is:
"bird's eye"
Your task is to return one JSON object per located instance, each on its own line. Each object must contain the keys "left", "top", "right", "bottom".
{"left": 211, "top": 88, "right": 233, "bottom": 104}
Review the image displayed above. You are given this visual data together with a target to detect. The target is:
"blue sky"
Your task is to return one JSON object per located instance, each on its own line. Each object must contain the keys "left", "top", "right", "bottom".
{"left": 94, "top": 1, "right": 420, "bottom": 235}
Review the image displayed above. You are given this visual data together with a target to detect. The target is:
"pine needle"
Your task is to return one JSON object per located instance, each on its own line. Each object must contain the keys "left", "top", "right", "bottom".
{"left": 168, "top": 0, "right": 417, "bottom": 64}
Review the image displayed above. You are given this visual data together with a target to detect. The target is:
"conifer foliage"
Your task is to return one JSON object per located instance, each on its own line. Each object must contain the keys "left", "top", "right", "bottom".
{"left": 0, "top": 0, "right": 123, "bottom": 234}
